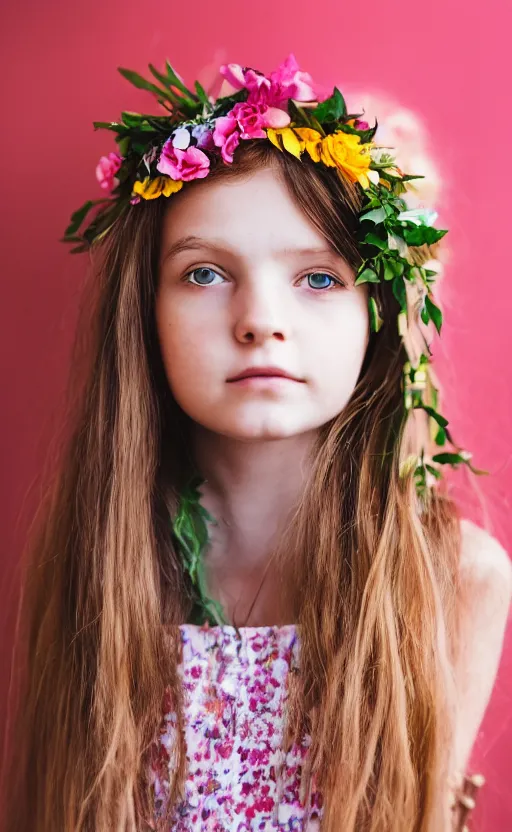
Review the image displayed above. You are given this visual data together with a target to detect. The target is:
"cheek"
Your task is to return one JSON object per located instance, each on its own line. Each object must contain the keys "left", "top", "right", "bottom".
{"left": 155, "top": 294, "right": 221, "bottom": 398}
{"left": 155, "top": 297, "right": 191, "bottom": 389}
{"left": 308, "top": 300, "right": 369, "bottom": 404}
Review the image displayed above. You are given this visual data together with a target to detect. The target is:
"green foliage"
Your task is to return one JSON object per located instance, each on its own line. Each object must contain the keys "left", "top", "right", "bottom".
{"left": 172, "top": 475, "right": 228, "bottom": 627}
{"left": 355, "top": 266, "right": 380, "bottom": 285}
{"left": 369, "top": 296, "right": 383, "bottom": 332}
{"left": 311, "top": 87, "right": 347, "bottom": 122}
{"left": 402, "top": 225, "right": 448, "bottom": 246}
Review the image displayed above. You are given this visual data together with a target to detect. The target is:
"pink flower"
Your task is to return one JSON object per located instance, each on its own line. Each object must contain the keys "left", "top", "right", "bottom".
{"left": 354, "top": 119, "right": 369, "bottom": 130}
{"left": 212, "top": 115, "right": 240, "bottom": 164}
{"left": 156, "top": 139, "right": 210, "bottom": 181}
{"left": 220, "top": 62, "right": 247, "bottom": 90}
{"left": 268, "top": 53, "right": 317, "bottom": 103}
{"left": 220, "top": 53, "right": 318, "bottom": 110}
{"left": 96, "top": 151, "right": 122, "bottom": 192}
{"left": 230, "top": 102, "right": 266, "bottom": 139}
{"left": 231, "top": 101, "right": 290, "bottom": 138}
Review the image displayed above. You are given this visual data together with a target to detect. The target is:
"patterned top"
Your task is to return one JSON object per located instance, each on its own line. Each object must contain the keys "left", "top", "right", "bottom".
{"left": 150, "top": 623, "right": 324, "bottom": 830}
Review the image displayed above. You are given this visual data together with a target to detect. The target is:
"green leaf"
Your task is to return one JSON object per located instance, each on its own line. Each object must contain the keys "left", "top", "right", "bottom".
{"left": 391, "top": 258, "right": 404, "bottom": 277}
{"left": 421, "top": 405, "right": 449, "bottom": 428}
{"left": 425, "top": 464, "right": 443, "bottom": 479}
{"left": 311, "top": 87, "right": 347, "bottom": 122}
{"left": 64, "top": 199, "right": 111, "bottom": 237}
{"left": 421, "top": 305, "right": 430, "bottom": 326}
{"left": 432, "top": 452, "right": 466, "bottom": 465}
{"left": 425, "top": 295, "right": 443, "bottom": 334}
{"left": 355, "top": 267, "right": 380, "bottom": 285}
{"left": 59, "top": 234, "right": 83, "bottom": 244}
{"left": 364, "top": 231, "right": 387, "bottom": 250}
{"left": 402, "top": 226, "right": 449, "bottom": 246}
{"left": 118, "top": 67, "right": 177, "bottom": 104}
{"left": 148, "top": 63, "right": 198, "bottom": 111}
{"left": 121, "top": 111, "right": 156, "bottom": 130}
{"left": 148, "top": 62, "right": 177, "bottom": 89}
{"left": 171, "top": 475, "right": 229, "bottom": 627}
{"left": 392, "top": 276, "right": 407, "bottom": 310}
{"left": 369, "top": 296, "right": 384, "bottom": 332}
{"left": 383, "top": 259, "right": 395, "bottom": 281}
{"left": 93, "top": 120, "right": 123, "bottom": 131}
{"left": 195, "top": 80, "right": 210, "bottom": 106}
{"left": 82, "top": 200, "right": 128, "bottom": 247}
{"left": 117, "top": 136, "right": 131, "bottom": 156}
{"left": 360, "top": 206, "right": 387, "bottom": 224}
{"left": 434, "top": 426, "right": 447, "bottom": 445}
{"left": 164, "top": 60, "right": 196, "bottom": 98}
{"left": 307, "top": 114, "right": 326, "bottom": 136}
{"left": 355, "top": 117, "right": 379, "bottom": 144}
{"left": 362, "top": 197, "right": 382, "bottom": 210}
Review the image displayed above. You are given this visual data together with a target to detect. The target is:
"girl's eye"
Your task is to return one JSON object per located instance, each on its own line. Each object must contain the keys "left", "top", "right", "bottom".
{"left": 185, "top": 267, "right": 224, "bottom": 286}
{"left": 303, "top": 272, "right": 343, "bottom": 291}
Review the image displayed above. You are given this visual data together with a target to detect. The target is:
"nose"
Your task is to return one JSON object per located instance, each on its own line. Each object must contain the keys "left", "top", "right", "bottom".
{"left": 233, "top": 278, "right": 290, "bottom": 345}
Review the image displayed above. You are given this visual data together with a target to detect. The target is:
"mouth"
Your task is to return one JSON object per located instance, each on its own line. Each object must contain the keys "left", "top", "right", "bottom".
{"left": 227, "top": 366, "right": 304, "bottom": 383}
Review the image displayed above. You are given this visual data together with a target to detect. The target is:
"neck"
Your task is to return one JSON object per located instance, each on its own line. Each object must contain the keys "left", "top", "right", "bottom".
{"left": 189, "top": 425, "right": 318, "bottom": 626}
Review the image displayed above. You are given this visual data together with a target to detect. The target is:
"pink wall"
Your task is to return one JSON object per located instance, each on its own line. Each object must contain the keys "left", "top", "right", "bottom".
{"left": 1, "top": 1, "right": 510, "bottom": 827}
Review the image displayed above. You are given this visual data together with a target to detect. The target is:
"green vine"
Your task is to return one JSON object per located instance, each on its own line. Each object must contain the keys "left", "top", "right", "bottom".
{"left": 171, "top": 475, "right": 228, "bottom": 626}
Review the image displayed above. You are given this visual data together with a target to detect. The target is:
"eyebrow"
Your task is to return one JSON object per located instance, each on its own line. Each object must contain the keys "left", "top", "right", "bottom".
{"left": 161, "top": 234, "right": 347, "bottom": 266}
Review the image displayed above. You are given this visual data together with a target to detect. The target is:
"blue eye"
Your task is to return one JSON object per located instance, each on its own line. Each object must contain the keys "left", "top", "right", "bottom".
{"left": 186, "top": 267, "right": 223, "bottom": 286}
{"left": 306, "top": 272, "right": 340, "bottom": 290}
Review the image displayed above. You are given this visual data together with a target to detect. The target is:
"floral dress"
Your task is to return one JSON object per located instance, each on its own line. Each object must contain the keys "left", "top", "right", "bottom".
{"left": 150, "top": 623, "right": 324, "bottom": 830}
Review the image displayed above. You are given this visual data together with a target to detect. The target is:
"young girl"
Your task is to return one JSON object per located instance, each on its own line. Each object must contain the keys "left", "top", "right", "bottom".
{"left": 2, "top": 55, "right": 511, "bottom": 832}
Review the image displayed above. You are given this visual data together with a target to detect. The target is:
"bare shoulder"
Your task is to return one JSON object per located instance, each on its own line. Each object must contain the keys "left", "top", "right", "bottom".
{"left": 459, "top": 516, "right": 512, "bottom": 588}
{"left": 451, "top": 517, "right": 512, "bottom": 775}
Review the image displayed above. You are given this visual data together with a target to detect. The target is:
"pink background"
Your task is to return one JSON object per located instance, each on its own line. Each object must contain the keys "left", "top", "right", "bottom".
{"left": 1, "top": 1, "right": 511, "bottom": 827}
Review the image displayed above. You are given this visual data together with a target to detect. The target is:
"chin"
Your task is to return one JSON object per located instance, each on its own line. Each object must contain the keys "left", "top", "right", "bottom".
{"left": 204, "top": 414, "right": 317, "bottom": 442}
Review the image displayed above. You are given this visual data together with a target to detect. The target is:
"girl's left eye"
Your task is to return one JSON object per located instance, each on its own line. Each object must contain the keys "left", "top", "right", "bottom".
{"left": 185, "top": 267, "right": 224, "bottom": 286}
{"left": 302, "top": 272, "right": 344, "bottom": 290}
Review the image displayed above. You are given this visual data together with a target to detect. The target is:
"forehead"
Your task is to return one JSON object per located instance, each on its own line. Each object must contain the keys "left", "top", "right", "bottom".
{"left": 160, "top": 166, "right": 331, "bottom": 259}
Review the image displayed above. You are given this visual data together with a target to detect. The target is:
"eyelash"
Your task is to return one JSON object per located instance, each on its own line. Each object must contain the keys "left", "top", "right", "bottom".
{"left": 183, "top": 267, "right": 346, "bottom": 291}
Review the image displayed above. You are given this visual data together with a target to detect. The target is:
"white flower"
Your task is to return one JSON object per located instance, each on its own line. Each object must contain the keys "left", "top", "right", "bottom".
{"left": 171, "top": 126, "right": 191, "bottom": 150}
{"left": 396, "top": 208, "right": 438, "bottom": 226}
{"left": 370, "top": 146, "right": 396, "bottom": 165}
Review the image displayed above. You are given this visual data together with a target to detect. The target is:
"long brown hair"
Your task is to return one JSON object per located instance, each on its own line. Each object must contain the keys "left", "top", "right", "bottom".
{"left": 2, "top": 141, "right": 463, "bottom": 831}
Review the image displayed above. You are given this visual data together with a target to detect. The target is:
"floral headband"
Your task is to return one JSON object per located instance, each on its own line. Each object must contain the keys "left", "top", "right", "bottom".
{"left": 62, "top": 54, "right": 486, "bottom": 505}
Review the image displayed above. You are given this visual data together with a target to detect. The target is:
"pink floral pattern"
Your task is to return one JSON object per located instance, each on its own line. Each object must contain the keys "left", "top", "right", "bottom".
{"left": 150, "top": 623, "right": 323, "bottom": 830}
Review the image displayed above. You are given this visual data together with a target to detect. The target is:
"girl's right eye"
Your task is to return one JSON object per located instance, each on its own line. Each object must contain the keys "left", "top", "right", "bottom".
{"left": 185, "top": 267, "right": 224, "bottom": 286}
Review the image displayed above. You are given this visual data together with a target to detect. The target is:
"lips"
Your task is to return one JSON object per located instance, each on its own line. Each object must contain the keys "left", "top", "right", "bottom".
{"left": 227, "top": 365, "right": 303, "bottom": 382}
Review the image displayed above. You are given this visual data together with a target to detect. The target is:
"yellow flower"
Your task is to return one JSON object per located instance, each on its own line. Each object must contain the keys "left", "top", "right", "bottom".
{"left": 265, "top": 127, "right": 374, "bottom": 190}
{"left": 266, "top": 126, "right": 325, "bottom": 163}
{"left": 293, "top": 128, "right": 323, "bottom": 161}
{"left": 132, "top": 176, "right": 183, "bottom": 200}
{"left": 317, "top": 132, "right": 374, "bottom": 189}
{"left": 266, "top": 127, "right": 304, "bottom": 159}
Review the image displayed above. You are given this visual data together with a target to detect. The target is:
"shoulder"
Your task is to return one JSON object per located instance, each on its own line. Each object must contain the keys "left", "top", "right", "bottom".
{"left": 451, "top": 517, "right": 512, "bottom": 773}
{"left": 457, "top": 516, "right": 511, "bottom": 665}
{"left": 459, "top": 517, "right": 512, "bottom": 589}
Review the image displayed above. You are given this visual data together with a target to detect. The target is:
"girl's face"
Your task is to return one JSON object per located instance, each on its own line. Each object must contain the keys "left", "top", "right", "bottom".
{"left": 156, "top": 165, "right": 370, "bottom": 441}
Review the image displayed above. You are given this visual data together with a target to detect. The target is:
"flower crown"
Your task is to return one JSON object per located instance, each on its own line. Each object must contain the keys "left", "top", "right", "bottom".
{"left": 62, "top": 54, "right": 487, "bottom": 503}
